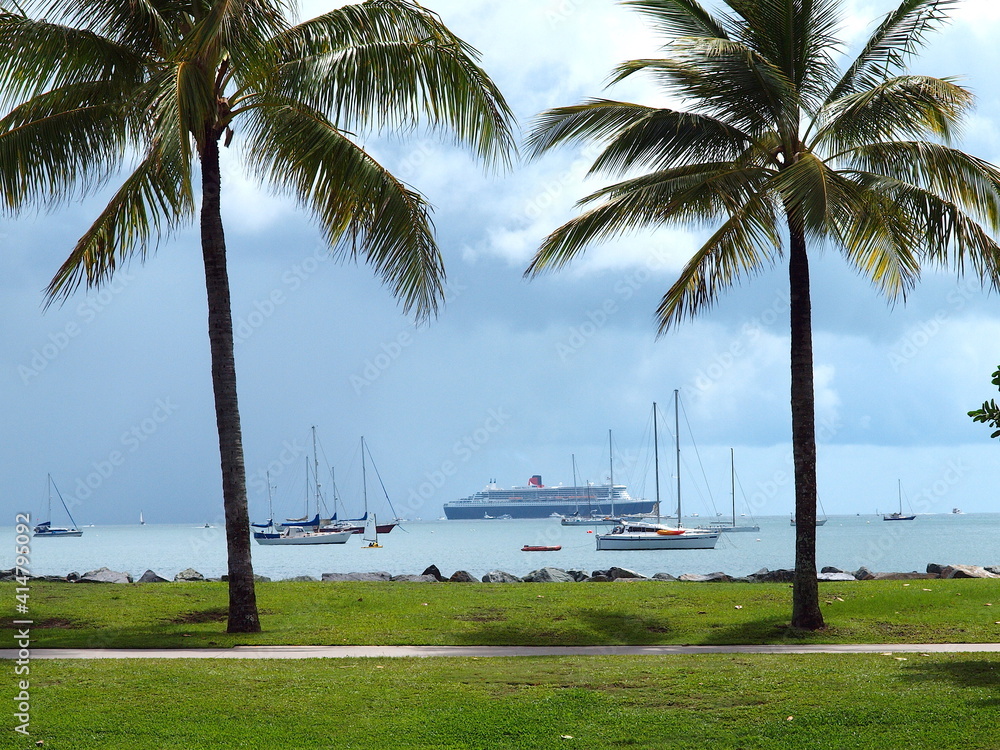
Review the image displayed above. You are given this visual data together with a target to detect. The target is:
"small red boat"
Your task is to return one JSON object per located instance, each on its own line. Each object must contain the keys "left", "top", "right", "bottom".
{"left": 521, "top": 544, "right": 562, "bottom": 552}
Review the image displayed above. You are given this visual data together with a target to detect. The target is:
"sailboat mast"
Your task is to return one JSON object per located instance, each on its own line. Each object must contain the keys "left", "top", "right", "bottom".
{"left": 47, "top": 473, "right": 52, "bottom": 522}
{"left": 731, "top": 447, "right": 736, "bottom": 528}
{"left": 571, "top": 454, "right": 579, "bottom": 515}
{"left": 362, "top": 436, "right": 368, "bottom": 514}
{"left": 674, "top": 389, "right": 681, "bottom": 527}
{"left": 653, "top": 402, "right": 660, "bottom": 523}
{"left": 608, "top": 429, "right": 615, "bottom": 516}
{"left": 312, "top": 426, "right": 321, "bottom": 517}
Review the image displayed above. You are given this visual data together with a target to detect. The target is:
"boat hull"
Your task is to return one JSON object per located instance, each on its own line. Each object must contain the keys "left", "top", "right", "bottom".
{"left": 33, "top": 528, "right": 83, "bottom": 538}
{"left": 596, "top": 531, "right": 719, "bottom": 550}
{"left": 444, "top": 499, "right": 656, "bottom": 520}
{"left": 255, "top": 530, "right": 353, "bottom": 545}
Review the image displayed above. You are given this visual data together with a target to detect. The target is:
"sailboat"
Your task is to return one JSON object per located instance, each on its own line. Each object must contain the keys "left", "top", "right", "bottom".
{"left": 33, "top": 475, "right": 83, "bottom": 537}
{"left": 883, "top": 480, "right": 916, "bottom": 521}
{"left": 705, "top": 449, "right": 759, "bottom": 532}
{"left": 362, "top": 513, "right": 382, "bottom": 548}
{"left": 139, "top": 510, "right": 145, "bottom": 526}
{"left": 253, "top": 443, "right": 353, "bottom": 546}
{"left": 327, "top": 437, "right": 399, "bottom": 535}
{"left": 560, "top": 453, "right": 617, "bottom": 526}
{"left": 596, "top": 395, "right": 720, "bottom": 550}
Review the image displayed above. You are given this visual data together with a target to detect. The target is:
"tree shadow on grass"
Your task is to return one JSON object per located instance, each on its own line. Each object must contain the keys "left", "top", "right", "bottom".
{"left": 899, "top": 660, "right": 1000, "bottom": 706}
{"left": 449, "top": 608, "right": 794, "bottom": 646}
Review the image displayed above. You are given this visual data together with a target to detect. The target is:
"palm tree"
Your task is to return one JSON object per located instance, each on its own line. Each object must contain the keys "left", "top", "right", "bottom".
{"left": 525, "top": 0, "right": 1000, "bottom": 629}
{"left": 0, "top": 0, "right": 513, "bottom": 632}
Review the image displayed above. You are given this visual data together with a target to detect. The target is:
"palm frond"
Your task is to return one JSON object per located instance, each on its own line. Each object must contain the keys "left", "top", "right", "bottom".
{"left": 817, "top": 76, "right": 971, "bottom": 151}
{"left": 844, "top": 141, "right": 1000, "bottom": 230}
{"left": 870, "top": 175, "right": 1000, "bottom": 288}
{"left": 526, "top": 162, "right": 776, "bottom": 277}
{"left": 655, "top": 191, "right": 783, "bottom": 332}
{"left": 610, "top": 38, "right": 796, "bottom": 135}
{"left": 527, "top": 99, "right": 750, "bottom": 175}
{"left": 262, "top": 0, "right": 515, "bottom": 168}
{"left": 0, "top": 13, "right": 145, "bottom": 105}
{"left": 242, "top": 98, "right": 445, "bottom": 320}
{"left": 826, "top": 173, "right": 924, "bottom": 298}
{"left": 726, "top": 0, "right": 843, "bottom": 111}
{"left": 0, "top": 78, "right": 145, "bottom": 209}
{"left": 46, "top": 137, "right": 195, "bottom": 302}
{"left": 619, "top": 0, "right": 730, "bottom": 40}
{"left": 828, "top": 0, "right": 959, "bottom": 102}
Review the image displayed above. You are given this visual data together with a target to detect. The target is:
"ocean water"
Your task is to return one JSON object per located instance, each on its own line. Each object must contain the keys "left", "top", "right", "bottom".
{"left": 5, "top": 513, "right": 999, "bottom": 581}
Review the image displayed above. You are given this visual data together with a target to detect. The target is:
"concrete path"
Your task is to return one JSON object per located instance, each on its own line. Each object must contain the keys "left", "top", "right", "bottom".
{"left": 4, "top": 643, "right": 1000, "bottom": 659}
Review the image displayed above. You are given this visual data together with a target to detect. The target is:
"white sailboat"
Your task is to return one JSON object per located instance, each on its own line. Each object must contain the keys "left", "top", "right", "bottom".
{"left": 33, "top": 475, "right": 83, "bottom": 538}
{"left": 253, "top": 447, "right": 353, "bottom": 546}
{"left": 596, "top": 395, "right": 719, "bottom": 551}
{"left": 704, "top": 449, "right": 759, "bottom": 533}
{"left": 362, "top": 513, "right": 382, "bottom": 548}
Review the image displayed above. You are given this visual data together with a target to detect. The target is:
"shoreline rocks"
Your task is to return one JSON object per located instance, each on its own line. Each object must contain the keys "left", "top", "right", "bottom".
{"left": 15, "top": 561, "right": 1000, "bottom": 584}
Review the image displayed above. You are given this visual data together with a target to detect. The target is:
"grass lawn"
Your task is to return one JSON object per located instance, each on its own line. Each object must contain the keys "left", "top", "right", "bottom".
{"left": 4, "top": 578, "right": 1000, "bottom": 648}
{"left": 17, "top": 654, "right": 1000, "bottom": 749}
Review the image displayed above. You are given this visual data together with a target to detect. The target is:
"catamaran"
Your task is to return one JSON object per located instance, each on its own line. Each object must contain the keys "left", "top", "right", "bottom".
{"left": 596, "top": 395, "right": 719, "bottom": 551}
{"left": 33, "top": 475, "right": 83, "bottom": 538}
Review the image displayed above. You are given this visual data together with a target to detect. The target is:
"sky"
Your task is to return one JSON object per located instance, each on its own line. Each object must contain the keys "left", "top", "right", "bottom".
{"left": 5, "top": 0, "right": 1000, "bottom": 527}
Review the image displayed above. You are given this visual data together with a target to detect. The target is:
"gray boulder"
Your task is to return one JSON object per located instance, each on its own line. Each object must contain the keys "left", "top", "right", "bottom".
{"left": 481, "top": 570, "right": 522, "bottom": 583}
{"left": 608, "top": 567, "right": 648, "bottom": 581}
{"left": 321, "top": 571, "right": 393, "bottom": 582}
{"left": 854, "top": 566, "right": 876, "bottom": 580}
{"left": 422, "top": 565, "right": 447, "bottom": 582}
{"left": 872, "top": 571, "right": 936, "bottom": 580}
{"left": 80, "top": 567, "right": 132, "bottom": 584}
{"left": 523, "top": 567, "right": 575, "bottom": 583}
{"left": 173, "top": 568, "right": 205, "bottom": 582}
{"left": 0, "top": 569, "right": 15, "bottom": 582}
{"left": 926, "top": 563, "right": 946, "bottom": 575}
{"left": 585, "top": 574, "right": 612, "bottom": 582}
{"left": 591, "top": 569, "right": 611, "bottom": 579}
{"left": 566, "top": 569, "right": 590, "bottom": 582}
{"left": 747, "top": 568, "right": 795, "bottom": 583}
{"left": 817, "top": 572, "right": 856, "bottom": 581}
{"left": 986, "top": 566, "right": 1000, "bottom": 576}
{"left": 652, "top": 572, "right": 678, "bottom": 582}
{"left": 940, "top": 564, "right": 1000, "bottom": 579}
{"left": 821, "top": 566, "right": 847, "bottom": 574}
{"left": 282, "top": 575, "right": 318, "bottom": 582}
{"left": 136, "top": 570, "right": 169, "bottom": 583}
{"left": 391, "top": 574, "right": 439, "bottom": 582}
{"left": 65, "top": 571, "right": 80, "bottom": 582}
{"left": 448, "top": 570, "right": 477, "bottom": 583}
{"left": 678, "top": 572, "right": 731, "bottom": 583}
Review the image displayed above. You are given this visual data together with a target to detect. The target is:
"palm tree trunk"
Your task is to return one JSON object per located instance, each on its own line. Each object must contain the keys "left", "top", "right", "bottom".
{"left": 200, "top": 135, "right": 261, "bottom": 634}
{"left": 788, "top": 217, "right": 824, "bottom": 630}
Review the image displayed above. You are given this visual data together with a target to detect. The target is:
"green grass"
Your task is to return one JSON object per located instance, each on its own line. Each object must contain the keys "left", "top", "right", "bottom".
{"left": 4, "top": 578, "right": 1000, "bottom": 648}
{"left": 17, "top": 654, "right": 1000, "bottom": 749}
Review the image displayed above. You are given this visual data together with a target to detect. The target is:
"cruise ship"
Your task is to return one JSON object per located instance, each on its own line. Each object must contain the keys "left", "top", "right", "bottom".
{"left": 442, "top": 475, "right": 656, "bottom": 520}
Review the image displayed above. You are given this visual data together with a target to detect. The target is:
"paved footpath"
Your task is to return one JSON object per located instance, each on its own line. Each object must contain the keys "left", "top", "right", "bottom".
{"left": 3, "top": 643, "right": 1000, "bottom": 659}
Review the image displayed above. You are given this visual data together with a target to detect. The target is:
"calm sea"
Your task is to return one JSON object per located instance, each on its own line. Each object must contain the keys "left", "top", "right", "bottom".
{"left": 4, "top": 513, "right": 999, "bottom": 581}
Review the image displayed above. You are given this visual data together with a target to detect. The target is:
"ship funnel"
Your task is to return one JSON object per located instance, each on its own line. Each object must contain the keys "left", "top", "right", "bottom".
{"left": 529, "top": 475, "right": 543, "bottom": 488}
